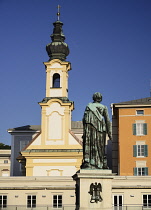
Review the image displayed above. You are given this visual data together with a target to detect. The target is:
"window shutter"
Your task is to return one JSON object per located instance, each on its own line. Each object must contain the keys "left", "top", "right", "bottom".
{"left": 144, "top": 145, "right": 148, "bottom": 157}
{"left": 134, "top": 167, "right": 137, "bottom": 176}
{"left": 133, "top": 124, "right": 136, "bottom": 135}
{"left": 144, "top": 167, "right": 148, "bottom": 176}
{"left": 133, "top": 145, "right": 137, "bottom": 157}
{"left": 143, "top": 123, "right": 147, "bottom": 135}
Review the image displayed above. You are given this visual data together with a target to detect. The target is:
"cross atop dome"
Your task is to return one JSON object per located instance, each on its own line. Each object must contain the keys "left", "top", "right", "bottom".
{"left": 57, "top": 5, "right": 61, "bottom": 21}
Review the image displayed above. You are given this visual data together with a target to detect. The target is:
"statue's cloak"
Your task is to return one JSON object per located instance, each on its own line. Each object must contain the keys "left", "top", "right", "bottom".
{"left": 82, "top": 102, "right": 111, "bottom": 169}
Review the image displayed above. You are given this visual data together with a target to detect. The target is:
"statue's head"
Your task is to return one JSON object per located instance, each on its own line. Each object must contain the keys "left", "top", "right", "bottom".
{"left": 93, "top": 92, "right": 102, "bottom": 102}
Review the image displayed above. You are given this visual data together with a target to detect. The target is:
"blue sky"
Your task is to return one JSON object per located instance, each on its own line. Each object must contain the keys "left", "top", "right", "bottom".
{"left": 0, "top": 0, "right": 151, "bottom": 145}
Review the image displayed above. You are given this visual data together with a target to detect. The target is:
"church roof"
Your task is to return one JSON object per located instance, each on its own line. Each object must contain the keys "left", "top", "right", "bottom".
{"left": 8, "top": 121, "right": 83, "bottom": 132}
{"left": 71, "top": 121, "right": 83, "bottom": 129}
{"left": 7, "top": 125, "right": 41, "bottom": 132}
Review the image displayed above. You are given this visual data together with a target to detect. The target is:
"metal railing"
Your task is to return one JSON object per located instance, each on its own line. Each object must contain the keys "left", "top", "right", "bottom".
{"left": 0, "top": 205, "right": 75, "bottom": 210}
{"left": 0, "top": 205, "right": 151, "bottom": 210}
{"left": 112, "top": 206, "right": 151, "bottom": 210}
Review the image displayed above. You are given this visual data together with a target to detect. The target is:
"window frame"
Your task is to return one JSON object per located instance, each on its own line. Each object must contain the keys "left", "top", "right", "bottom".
{"left": 133, "top": 123, "right": 147, "bottom": 136}
{"left": 27, "top": 195, "right": 36, "bottom": 208}
{"left": 143, "top": 194, "right": 151, "bottom": 208}
{"left": 137, "top": 145, "right": 144, "bottom": 156}
{"left": 136, "top": 110, "right": 144, "bottom": 115}
{"left": 133, "top": 145, "right": 148, "bottom": 157}
{"left": 134, "top": 167, "right": 148, "bottom": 176}
{"left": 136, "top": 123, "right": 145, "bottom": 136}
{"left": 53, "top": 194, "right": 62, "bottom": 208}
{"left": 0, "top": 195, "right": 7, "bottom": 208}
{"left": 20, "top": 140, "right": 29, "bottom": 151}
{"left": 113, "top": 195, "right": 123, "bottom": 210}
{"left": 52, "top": 73, "right": 60, "bottom": 88}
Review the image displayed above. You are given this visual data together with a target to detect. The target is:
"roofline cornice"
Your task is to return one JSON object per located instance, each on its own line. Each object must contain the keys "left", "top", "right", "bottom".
{"left": 113, "top": 104, "right": 151, "bottom": 108}
{"left": 7, "top": 130, "right": 40, "bottom": 134}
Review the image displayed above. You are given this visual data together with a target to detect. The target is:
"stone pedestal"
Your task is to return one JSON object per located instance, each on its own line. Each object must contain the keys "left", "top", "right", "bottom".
{"left": 73, "top": 169, "right": 114, "bottom": 210}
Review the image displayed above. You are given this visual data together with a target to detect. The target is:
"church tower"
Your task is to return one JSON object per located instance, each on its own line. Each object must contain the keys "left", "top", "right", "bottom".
{"left": 20, "top": 8, "right": 82, "bottom": 176}
{"left": 39, "top": 13, "right": 74, "bottom": 148}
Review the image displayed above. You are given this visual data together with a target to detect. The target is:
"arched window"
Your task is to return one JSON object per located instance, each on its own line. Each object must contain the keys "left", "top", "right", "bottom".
{"left": 53, "top": 73, "right": 60, "bottom": 88}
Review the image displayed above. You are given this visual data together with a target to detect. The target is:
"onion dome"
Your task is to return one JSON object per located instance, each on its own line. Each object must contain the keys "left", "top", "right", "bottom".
{"left": 46, "top": 20, "right": 70, "bottom": 61}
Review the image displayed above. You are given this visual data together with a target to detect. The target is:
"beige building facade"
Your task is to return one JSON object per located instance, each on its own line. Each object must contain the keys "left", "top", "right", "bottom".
{"left": 0, "top": 175, "right": 151, "bottom": 209}
{"left": 0, "top": 150, "right": 11, "bottom": 177}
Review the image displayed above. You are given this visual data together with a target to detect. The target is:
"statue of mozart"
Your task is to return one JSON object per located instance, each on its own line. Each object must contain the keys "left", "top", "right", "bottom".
{"left": 81, "top": 92, "right": 112, "bottom": 169}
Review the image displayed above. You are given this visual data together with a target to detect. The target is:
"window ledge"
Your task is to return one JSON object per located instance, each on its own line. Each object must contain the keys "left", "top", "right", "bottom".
{"left": 50, "top": 87, "right": 62, "bottom": 89}
{"left": 136, "top": 135, "right": 145, "bottom": 136}
{"left": 136, "top": 156, "right": 145, "bottom": 158}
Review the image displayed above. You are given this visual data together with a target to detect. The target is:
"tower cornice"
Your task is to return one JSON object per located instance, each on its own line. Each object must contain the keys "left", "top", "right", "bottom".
{"left": 44, "top": 59, "right": 71, "bottom": 71}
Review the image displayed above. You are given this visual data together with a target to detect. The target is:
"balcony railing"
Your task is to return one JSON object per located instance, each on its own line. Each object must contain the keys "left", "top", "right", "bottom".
{"left": 0, "top": 205, "right": 75, "bottom": 210}
{"left": 112, "top": 206, "right": 151, "bottom": 210}
{"left": 0, "top": 205, "right": 151, "bottom": 210}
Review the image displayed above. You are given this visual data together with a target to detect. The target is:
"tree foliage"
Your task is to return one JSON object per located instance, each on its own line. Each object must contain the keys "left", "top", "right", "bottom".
{"left": 0, "top": 143, "right": 11, "bottom": 149}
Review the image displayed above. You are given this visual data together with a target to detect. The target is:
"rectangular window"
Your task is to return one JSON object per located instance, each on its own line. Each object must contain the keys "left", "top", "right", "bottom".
{"left": 4, "top": 160, "right": 8, "bottom": 164}
{"left": 20, "top": 162, "right": 25, "bottom": 172}
{"left": 134, "top": 167, "right": 148, "bottom": 176}
{"left": 113, "top": 195, "right": 123, "bottom": 210}
{"left": 53, "top": 195, "right": 62, "bottom": 208}
{"left": 143, "top": 195, "right": 151, "bottom": 208}
{"left": 133, "top": 123, "right": 147, "bottom": 136}
{"left": 133, "top": 145, "right": 148, "bottom": 157}
{"left": 137, "top": 123, "right": 145, "bottom": 135}
{"left": 138, "top": 145, "right": 144, "bottom": 156}
{"left": 0, "top": 195, "right": 7, "bottom": 208}
{"left": 136, "top": 110, "right": 144, "bottom": 115}
{"left": 27, "top": 195, "right": 36, "bottom": 208}
{"left": 20, "top": 140, "right": 29, "bottom": 151}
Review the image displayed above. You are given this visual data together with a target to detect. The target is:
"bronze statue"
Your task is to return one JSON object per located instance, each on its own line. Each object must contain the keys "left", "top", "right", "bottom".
{"left": 81, "top": 92, "right": 111, "bottom": 169}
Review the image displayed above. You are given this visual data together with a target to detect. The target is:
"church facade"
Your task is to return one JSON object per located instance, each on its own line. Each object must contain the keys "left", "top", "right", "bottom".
{"left": 8, "top": 17, "right": 83, "bottom": 177}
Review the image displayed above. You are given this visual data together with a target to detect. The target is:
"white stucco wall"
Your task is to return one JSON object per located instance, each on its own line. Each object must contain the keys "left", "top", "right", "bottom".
{"left": 46, "top": 103, "right": 65, "bottom": 141}
{"left": 33, "top": 165, "right": 77, "bottom": 176}
{"left": 69, "top": 133, "right": 80, "bottom": 145}
{"left": 31, "top": 134, "right": 41, "bottom": 145}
